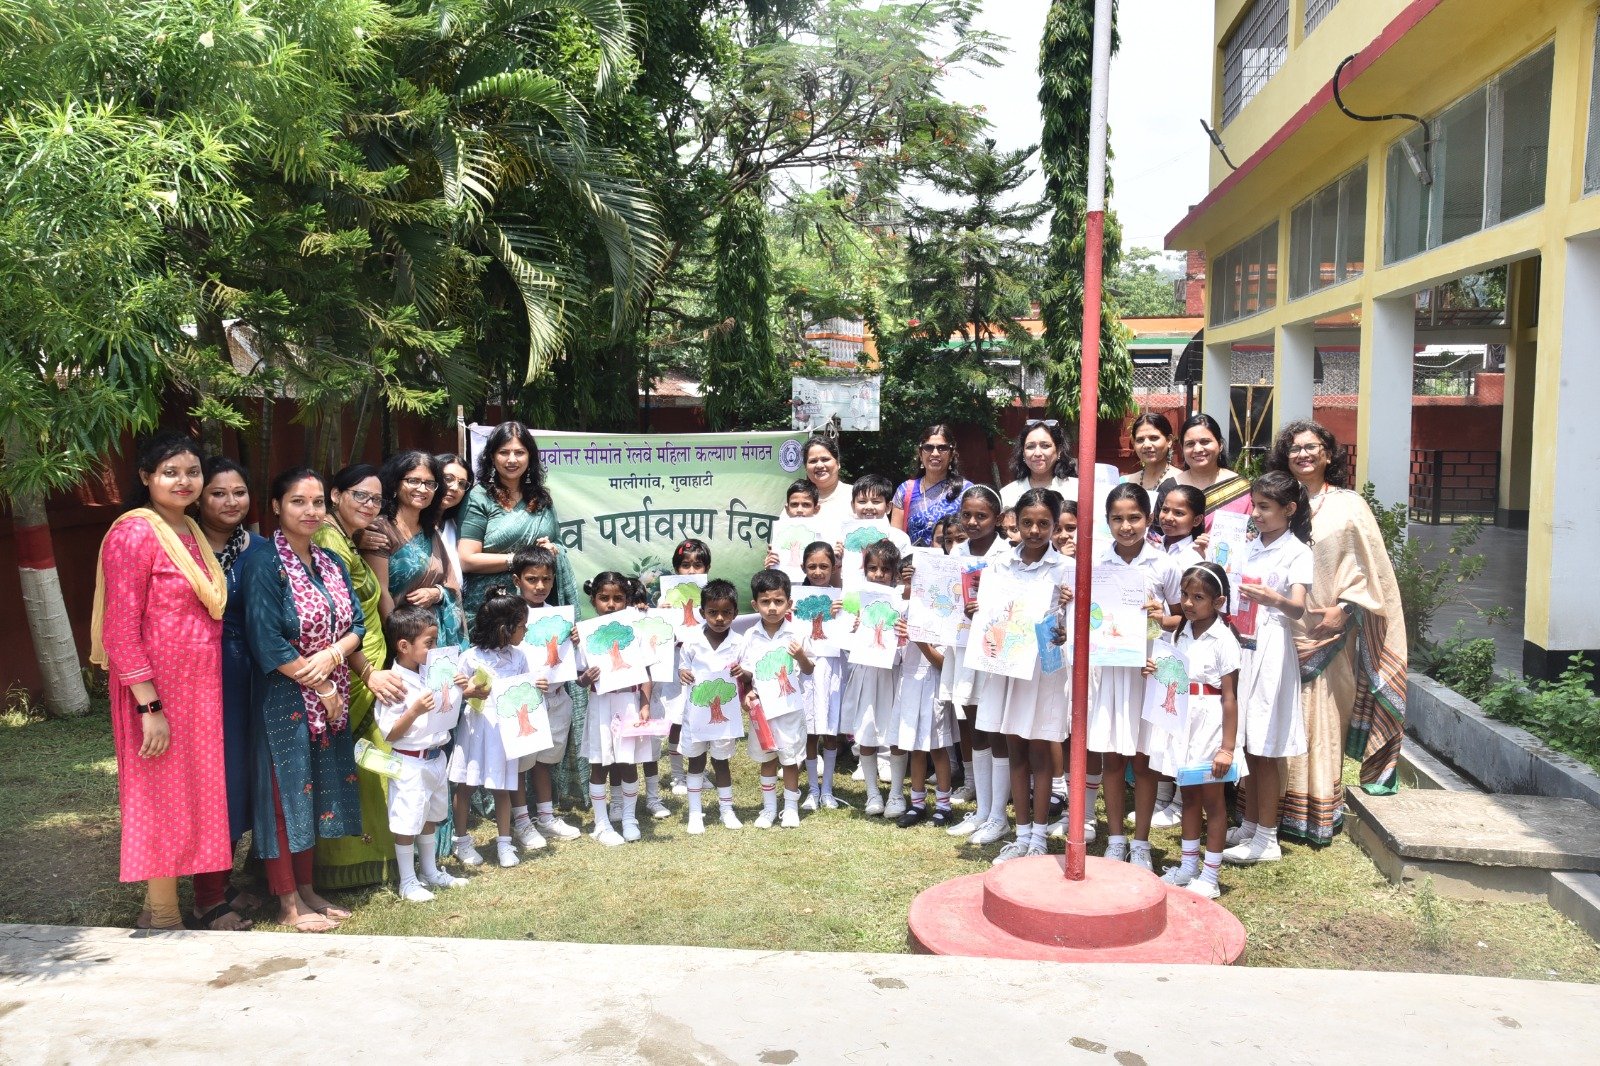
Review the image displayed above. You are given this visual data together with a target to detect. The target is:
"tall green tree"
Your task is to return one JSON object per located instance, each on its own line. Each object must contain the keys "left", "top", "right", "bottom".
{"left": 1038, "top": 0, "right": 1133, "bottom": 421}
{"left": 1114, "top": 248, "right": 1184, "bottom": 316}
{"left": 704, "top": 190, "right": 786, "bottom": 429}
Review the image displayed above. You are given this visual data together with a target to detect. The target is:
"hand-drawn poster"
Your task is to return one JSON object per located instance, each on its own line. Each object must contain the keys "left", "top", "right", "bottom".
{"left": 521, "top": 605, "right": 577, "bottom": 684}
{"left": 576, "top": 610, "right": 654, "bottom": 694}
{"left": 963, "top": 570, "right": 1054, "bottom": 680}
{"left": 840, "top": 519, "right": 894, "bottom": 588}
{"left": 420, "top": 647, "right": 463, "bottom": 734}
{"left": 907, "top": 550, "right": 966, "bottom": 645}
{"left": 488, "top": 672, "right": 554, "bottom": 760}
{"left": 656, "top": 574, "right": 708, "bottom": 633}
{"left": 683, "top": 641, "right": 743, "bottom": 741}
{"left": 770, "top": 517, "right": 838, "bottom": 583}
{"left": 791, "top": 585, "right": 843, "bottom": 658}
{"left": 1087, "top": 564, "right": 1148, "bottom": 668}
{"left": 1141, "top": 641, "right": 1190, "bottom": 737}
{"left": 750, "top": 646, "right": 807, "bottom": 720}
{"left": 846, "top": 586, "right": 907, "bottom": 670}
{"left": 1208, "top": 510, "right": 1252, "bottom": 613}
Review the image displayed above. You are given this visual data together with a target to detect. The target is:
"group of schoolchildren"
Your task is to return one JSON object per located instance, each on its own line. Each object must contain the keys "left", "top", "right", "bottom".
{"left": 372, "top": 467, "right": 1315, "bottom": 904}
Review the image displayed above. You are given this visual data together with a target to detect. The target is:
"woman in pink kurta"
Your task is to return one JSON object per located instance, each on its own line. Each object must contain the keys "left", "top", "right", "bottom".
{"left": 94, "top": 434, "right": 234, "bottom": 929}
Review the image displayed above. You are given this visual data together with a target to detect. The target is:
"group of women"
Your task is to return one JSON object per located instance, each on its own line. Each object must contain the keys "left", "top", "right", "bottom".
{"left": 91, "top": 413, "right": 1402, "bottom": 930}
{"left": 93, "top": 422, "right": 577, "bottom": 930}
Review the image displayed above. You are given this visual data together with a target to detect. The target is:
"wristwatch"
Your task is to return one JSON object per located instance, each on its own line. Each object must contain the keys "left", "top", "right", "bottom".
{"left": 1338, "top": 602, "right": 1356, "bottom": 619}
{"left": 136, "top": 699, "right": 164, "bottom": 715}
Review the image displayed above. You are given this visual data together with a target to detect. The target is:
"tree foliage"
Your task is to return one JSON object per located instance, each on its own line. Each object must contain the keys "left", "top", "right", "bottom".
{"left": 1115, "top": 248, "right": 1184, "bottom": 317}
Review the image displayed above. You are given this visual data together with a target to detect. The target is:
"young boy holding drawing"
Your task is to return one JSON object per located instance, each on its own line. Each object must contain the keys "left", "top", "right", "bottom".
{"left": 732, "top": 569, "right": 816, "bottom": 828}
{"left": 677, "top": 579, "right": 746, "bottom": 834}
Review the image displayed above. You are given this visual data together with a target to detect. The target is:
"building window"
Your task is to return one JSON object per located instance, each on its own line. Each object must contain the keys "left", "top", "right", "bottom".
{"left": 1289, "top": 164, "right": 1366, "bottom": 299}
{"left": 1209, "top": 223, "right": 1279, "bottom": 326}
{"left": 1585, "top": 17, "right": 1600, "bottom": 196}
{"left": 1221, "top": 0, "right": 1289, "bottom": 126}
{"left": 1384, "top": 43, "right": 1554, "bottom": 264}
{"left": 1304, "top": 0, "right": 1339, "bottom": 36}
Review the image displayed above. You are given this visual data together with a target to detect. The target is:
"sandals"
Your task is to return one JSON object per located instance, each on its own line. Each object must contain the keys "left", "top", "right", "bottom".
{"left": 194, "top": 902, "right": 254, "bottom": 932}
{"left": 313, "top": 904, "right": 351, "bottom": 921}
{"left": 288, "top": 912, "right": 339, "bottom": 933}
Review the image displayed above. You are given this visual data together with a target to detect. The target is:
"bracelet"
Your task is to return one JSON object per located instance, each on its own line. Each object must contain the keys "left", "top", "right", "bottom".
{"left": 315, "top": 685, "right": 337, "bottom": 699}
{"left": 360, "top": 664, "right": 373, "bottom": 682}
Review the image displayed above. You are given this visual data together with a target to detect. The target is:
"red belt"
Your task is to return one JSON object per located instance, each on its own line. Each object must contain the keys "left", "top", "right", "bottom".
{"left": 1187, "top": 684, "right": 1220, "bottom": 696}
{"left": 393, "top": 747, "right": 443, "bottom": 759}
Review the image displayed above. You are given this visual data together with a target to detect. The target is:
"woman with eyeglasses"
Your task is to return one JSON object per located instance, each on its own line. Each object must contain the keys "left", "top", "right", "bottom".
{"left": 890, "top": 425, "right": 972, "bottom": 547}
{"left": 363, "top": 451, "right": 465, "bottom": 648}
{"left": 999, "top": 419, "right": 1077, "bottom": 511}
{"left": 308, "top": 463, "right": 410, "bottom": 890}
{"left": 1265, "top": 420, "right": 1407, "bottom": 846}
{"left": 435, "top": 453, "right": 473, "bottom": 589}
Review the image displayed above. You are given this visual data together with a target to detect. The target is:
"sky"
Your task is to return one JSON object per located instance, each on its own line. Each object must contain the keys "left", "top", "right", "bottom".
{"left": 940, "top": 0, "right": 1216, "bottom": 256}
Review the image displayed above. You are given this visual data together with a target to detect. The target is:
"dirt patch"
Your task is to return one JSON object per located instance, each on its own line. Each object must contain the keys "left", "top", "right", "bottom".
{"left": 209, "top": 956, "right": 308, "bottom": 988}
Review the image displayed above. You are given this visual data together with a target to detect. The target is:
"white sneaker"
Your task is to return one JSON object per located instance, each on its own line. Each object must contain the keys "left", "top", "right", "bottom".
{"left": 1225, "top": 823, "right": 1257, "bottom": 847}
{"left": 863, "top": 793, "right": 884, "bottom": 817}
{"left": 802, "top": 793, "right": 819, "bottom": 812}
{"left": 820, "top": 795, "right": 843, "bottom": 810}
{"left": 883, "top": 795, "right": 907, "bottom": 820}
{"left": 1161, "top": 864, "right": 1197, "bottom": 887}
{"left": 780, "top": 808, "right": 801, "bottom": 829}
{"left": 950, "top": 784, "right": 975, "bottom": 805}
{"left": 609, "top": 799, "right": 624, "bottom": 824}
{"left": 720, "top": 808, "right": 743, "bottom": 830}
{"left": 1184, "top": 877, "right": 1220, "bottom": 900}
{"left": 1046, "top": 819, "right": 1066, "bottom": 840}
{"left": 399, "top": 882, "right": 436, "bottom": 903}
{"left": 497, "top": 841, "right": 520, "bottom": 868}
{"left": 686, "top": 812, "right": 705, "bottom": 835}
{"left": 992, "top": 840, "right": 1029, "bottom": 865}
{"left": 591, "top": 826, "right": 624, "bottom": 847}
{"left": 646, "top": 797, "right": 671, "bottom": 820}
{"left": 851, "top": 764, "right": 865, "bottom": 781}
{"left": 422, "top": 868, "right": 468, "bottom": 890}
{"left": 537, "top": 816, "right": 581, "bottom": 841}
{"left": 1103, "top": 839, "right": 1129, "bottom": 862}
{"left": 968, "top": 819, "right": 1010, "bottom": 846}
{"left": 754, "top": 810, "right": 776, "bottom": 830}
{"left": 514, "top": 822, "right": 547, "bottom": 850}
{"left": 1130, "top": 846, "right": 1154, "bottom": 872}
{"left": 621, "top": 820, "right": 641, "bottom": 842}
{"left": 1083, "top": 820, "right": 1098, "bottom": 843}
{"left": 671, "top": 780, "right": 689, "bottom": 796}
{"left": 453, "top": 838, "right": 484, "bottom": 867}
{"left": 1223, "top": 837, "right": 1283, "bottom": 865}
{"left": 947, "top": 812, "right": 983, "bottom": 837}
{"left": 1150, "top": 803, "right": 1184, "bottom": 829}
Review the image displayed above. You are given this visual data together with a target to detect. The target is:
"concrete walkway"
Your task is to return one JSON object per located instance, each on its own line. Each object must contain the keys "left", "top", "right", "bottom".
{"left": 3, "top": 924, "right": 1598, "bottom": 1064}
{"left": 1411, "top": 523, "right": 1527, "bottom": 675}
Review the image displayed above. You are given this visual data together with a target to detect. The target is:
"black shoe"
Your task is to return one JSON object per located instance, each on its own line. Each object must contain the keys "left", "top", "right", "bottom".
{"left": 896, "top": 804, "right": 928, "bottom": 828}
{"left": 1048, "top": 793, "right": 1066, "bottom": 821}
{"left": 930, "top": 806, "right": 954, "bottom": 827}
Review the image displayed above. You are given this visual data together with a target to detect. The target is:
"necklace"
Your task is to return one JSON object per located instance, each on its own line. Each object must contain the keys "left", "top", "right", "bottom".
{"left": 1308, "top": 484, "right": 1334, "bottom": 516}
{"left": 1138, "top": 464, "right": 1172, "bottom": 490}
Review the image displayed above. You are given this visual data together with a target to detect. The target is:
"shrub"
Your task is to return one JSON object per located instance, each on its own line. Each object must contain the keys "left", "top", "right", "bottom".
{"left": 1416, "top": 622, "right": 1498, "bottom": 703}
{"left": 1479, "top": 657, "right": 1600, "bottom": 773}
{"left": 1361, "top": 484, "right": 1489, "bottom": 652}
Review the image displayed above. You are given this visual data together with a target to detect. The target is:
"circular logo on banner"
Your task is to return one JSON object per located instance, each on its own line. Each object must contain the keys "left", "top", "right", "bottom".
{"left": 779, "top": 439, "right": 803, "bottom": 472}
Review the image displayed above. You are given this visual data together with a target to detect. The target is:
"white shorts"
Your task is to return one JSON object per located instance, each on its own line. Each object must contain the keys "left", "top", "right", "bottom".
{"left": 387, "top": 747, "right": 449, "bottom": 835}
{"left": 747, "top": 711, "right": 807, "bottom": 767}
{"left": 681, "top": 736, "right": 738, "bottom": 761}
{"left": 534, "top": 688, "right": 575, "bottom": 766}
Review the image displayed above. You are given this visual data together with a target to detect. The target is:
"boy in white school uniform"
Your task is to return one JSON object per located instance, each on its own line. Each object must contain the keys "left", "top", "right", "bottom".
{"left": 732, "top": 569, "right": 816, "bottom": 829}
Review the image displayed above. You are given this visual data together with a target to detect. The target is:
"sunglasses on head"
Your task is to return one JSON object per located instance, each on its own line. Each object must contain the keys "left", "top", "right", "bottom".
{"left": 1025, "top": 419, "right": 1059, "bottom": 430}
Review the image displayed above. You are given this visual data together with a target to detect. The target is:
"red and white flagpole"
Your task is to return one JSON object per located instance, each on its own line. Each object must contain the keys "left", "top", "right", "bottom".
{"left": 1066, "top": 0, "right": 1114, "bottom": 882}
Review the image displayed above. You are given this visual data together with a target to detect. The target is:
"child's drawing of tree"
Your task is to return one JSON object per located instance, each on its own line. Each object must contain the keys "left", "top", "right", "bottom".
{"left": 526, "top": 615, "right": 572, "bottom": 668}
{"left": 661, "top": 581, "right": 703, "bottom": 626}
{"left": 754, "top": 649, "right": 798, "bottom": 695}
{"left": 774, "top": 522, "right": 816, "bottom": 568}
{"left": 497, "top": 681, "right": 544, "bottom": 737}
{"left": 863, "top": 599, "right": 902, "bottom": 648}
{"left": 691, "top": 677, "right": 738, "bottom": 723}
{"left": 845, "top": 526, "right": 888, "bottom": 552}
{"left": 634, "top": 615, "right": 674, "bottom": 655}
{"left": 587, "top": 620, "right": 635, "bottom": 672}
{"left": 1153, "top": 653, "right": 1189, "bottom": 716}
{"left": 793, "top": 592, "right": 833, "bottom": 641}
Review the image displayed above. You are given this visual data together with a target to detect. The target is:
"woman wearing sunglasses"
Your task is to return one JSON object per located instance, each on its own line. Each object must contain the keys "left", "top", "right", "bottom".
{"left": 890, "top": 425, "right": 972, "bottom": 547}
{"left": 1000, "top": 419, "right": 1078, "bottom": 510}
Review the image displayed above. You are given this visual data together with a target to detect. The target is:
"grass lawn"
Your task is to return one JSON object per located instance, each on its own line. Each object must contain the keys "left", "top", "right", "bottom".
{"left": 5, "top": 709, "right": 1599, "bottom": 982}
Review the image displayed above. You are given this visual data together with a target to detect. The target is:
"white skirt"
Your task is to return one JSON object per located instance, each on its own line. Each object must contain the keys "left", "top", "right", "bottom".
{"left": 447, "top": 708, "right": 535, "bottom": 789}
{"left": 1240, "top": 620, "right": 1308, "bottom": 758}
{"left": 971, "top": 670, "right": 1009, "bottom": 734}
{"left": 804, "top": 656, "right": 843, "bottom": 734}
{"left": 893, "top": 646, "right": 952, "bottom": 751}
{"left": 939, "top": 642, "right": 982, "bottom": 709}
{"left": 1149, "top": 694, "right": 1252, "bottom": 781}
{"left": 1087, "top": 666, "right": 1153, "bottom": 757}
{"left": 999, "top": 669, "right": 1069, "bottom": 742}
{"left": 842, "top": 662, "right": 897, "bottom": 746}
{"left": 583, "top": 689, "right": 653, "bottom": 766}
{"left": 652, "top": 678, "right": 688, "bottom": 726}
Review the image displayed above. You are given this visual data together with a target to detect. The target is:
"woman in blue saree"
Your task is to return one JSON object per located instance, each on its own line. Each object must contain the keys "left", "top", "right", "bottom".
{"left": 363, "top": 450, "right": 465, "bottom": 648}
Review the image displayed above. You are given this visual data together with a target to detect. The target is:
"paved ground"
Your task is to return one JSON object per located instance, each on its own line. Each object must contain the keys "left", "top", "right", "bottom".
{"left": 3, "top": 923, "right": 1598, "bottom": 1064}
{"left": 1411, "top": 523, "right": 1526, "bottom": 674}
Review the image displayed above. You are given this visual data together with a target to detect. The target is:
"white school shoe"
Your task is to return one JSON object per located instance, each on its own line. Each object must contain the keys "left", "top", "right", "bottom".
{"left": 646, "top": 797, "right": 672, "bottom": 820}
{"left": 949, "top": 783, "right": 975, "bottom": 805}
{"left": 671, "top": 780, "right": 689, "bottom": 797}
{"left": 1223, "top": 837, "right": 1283, "bottom": 865}
{"left": 1160, "top": 863, "right": 1198, "bottom": 887}
{"left": 399, "top": 882, "right": 436, "bottom": 903}
{"left": 851, "top": 764, "right": 865, "bottom": 782}
{"left": 883, "top": 794, "right": 907, "bottom": 820}
{"left": 753, "top": 810, "right": 777, "bottom": 830}
{"left": 591, "top": 826, "right": 625, "bottom": 847}
{"left": 609, "top": 798, "right": 624, "bottom": 824}
{"left": 780, "top": 808, "right": 801, "bottom": 829}
{"left": 820, "top": 795, "right": 844, "bottom": 810}
{"left": 1225, "top": 823, "right": 1256, "bottom": 847}
{"left": 801, "top": 793, "right": 819, "bottom": 812}
{"left": 862, "top": 793, "right": 885, "bottom": 817}
{"left": 537, "top": 816, "right": 582, "bottom": 841}
{"left": 621, "top": 820, "right": 642, "bottom": 843}
{"left": 422, "top": 868, "right": 468, "bottom": 890}
{"left": 947, "top": 811, "right": 984, "bottom": 837}
{"left": 1083, "top": 819, "right": 1098, "bottom": 843}
{"left": 1046, "top": 819, "right": 1066, "bottom": 840}
{"left": 1184, "top": 877, "right": 1221, "bottom": 900}
{"left": 514, "top": 822, "right": 547, "bottom": 850}
{"left": 967, "top": 819, "right": 1010, "bottom": 846}
{"left": 720, "top": 808, "right": 744, "bottom": 830}
{"left": 991, "top": 839, "right": 1033, "bottom": 866}
{"left": 496, "top": 841, "right": 520, "bottom": 868}
{"left": 686, "top": 812, "right": 706, "bottom": 836}
{"left": 453, "top": 838, "right": 485, "bottom": 867}
{"left": 1150, "top": 802, "right": 1185, "bottom": 830}
{"left": 1129, "top": 846, "right": 1154, "bottom": 873}
{"left": 1102, "top": 839, "right": 1129, "bottom": 863}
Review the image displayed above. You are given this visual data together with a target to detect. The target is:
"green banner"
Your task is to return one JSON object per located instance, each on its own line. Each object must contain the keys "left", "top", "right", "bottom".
{"left": 531, "top": 430, "right": 809, "bottom": 617}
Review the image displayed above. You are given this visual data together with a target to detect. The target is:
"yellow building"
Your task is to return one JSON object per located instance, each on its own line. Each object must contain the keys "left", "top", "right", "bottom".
{"left": 1168, "top": 0, "right": 1600, "bottom": 678}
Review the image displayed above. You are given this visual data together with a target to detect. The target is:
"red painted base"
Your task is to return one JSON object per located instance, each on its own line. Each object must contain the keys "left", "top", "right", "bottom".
{"left": 908, "top": 855, "right": 1247, "bottom": 965}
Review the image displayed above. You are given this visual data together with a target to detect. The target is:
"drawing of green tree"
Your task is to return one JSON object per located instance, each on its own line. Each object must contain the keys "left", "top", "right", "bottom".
{"left": 793, "top": 592, "right": 834, "bottom": 641}
{"left": 1154, "top": 653, "right": 1189, "bottom": 716}
{"left": 690, "top": 677, "right": 738, "bottom": 724}
{"left": 845, "top": 525, "right": 889, "bottom": 552}
{"left": 587, "top": 620, "right": 636, "bottom": 672}
{"left": 660, "top": 581, "right": 703, "bottom": 627}
{"left": 634, "top": 615, "right": 674, "bottom": 655}
{"left": 754, "top": 649, "right": 798, "bottom": 695}
{"left": 863, "top": 599, "right": 902, "bottom": 648}
{"left": 526, "top": 615, "right": 573, "bottom": 668}
{"left": 497, "top": 681, "right": 544, "bottom": 738}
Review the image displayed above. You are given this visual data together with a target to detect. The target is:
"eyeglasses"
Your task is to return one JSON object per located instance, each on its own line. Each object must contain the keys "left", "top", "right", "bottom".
{"left": 920, "top": 443, "right": 952, "bottom": 453}
{"left": 346, "top": 489, "right": 382, "bottom": 507}
{"left": 402, "top": 477, "right": 439, "bottom": 492}
{"left": 1025, "top": 419, "right": 1059, "bottom": 429}
{"left": 442, "top": 475, "right": 469, "bottom": 488}
{"left": 1287, "top": 443, "right": 1324, "bottom": 456}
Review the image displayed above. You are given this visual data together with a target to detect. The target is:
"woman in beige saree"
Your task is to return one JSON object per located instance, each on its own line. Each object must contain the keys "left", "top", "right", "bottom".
{"left": 1267, "top": 420, "right": 1408, "bottom": 845}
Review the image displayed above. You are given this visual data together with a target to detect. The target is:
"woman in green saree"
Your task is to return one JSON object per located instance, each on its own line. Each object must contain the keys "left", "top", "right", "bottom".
{"left": 363, "top": 451, "right": 465, "bottom": 648}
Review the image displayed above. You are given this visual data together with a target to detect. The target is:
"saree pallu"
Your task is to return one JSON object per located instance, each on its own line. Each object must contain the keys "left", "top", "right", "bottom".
{"left": 388, "top": 530, "right": 467, "bottom": 649}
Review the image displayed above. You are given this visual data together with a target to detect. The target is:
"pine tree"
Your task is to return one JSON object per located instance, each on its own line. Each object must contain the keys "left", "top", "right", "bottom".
{"left": 1038, "top": 0, "right": 1134, "bottom": 422}
{"left": 704, "top": 190, "right": 786, "bottom": 430}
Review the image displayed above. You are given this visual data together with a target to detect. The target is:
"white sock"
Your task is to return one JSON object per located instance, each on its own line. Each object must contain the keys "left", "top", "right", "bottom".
{"left": 862, "top": 753, "right": 881, "bottom": 797}
{"left": 935, "top": 789, "right": 952, "bottom": 811}
{"left": 1016, "top": 822, "right": 1035, "bottom": 844}
{"left": 687, "top": 773, "right": 705, "bottom": 817}
{"left": 910, "top": 789, "right": 926, "bottom": 809}
{"left": 888, "top": 752, "right": 908, "bottom": 800}
{"left": 1155, "top": 779, "right": 1176, "bottom": 807}
{"left": 717, "top": 785, "right": 735, "bottom": 812}
{"left": 990, "top": 756, "right": 1011, "bottom": 823}
{"left": 1030, "top": 824, "right": 1048, "bottom": 849}
{"left": 784, "top": 787, "right": 800, "bottom": 814}
{"left": 512, "top": 804, "right": 531, "bottom": 828}
{"left": 1131, "top": 838, "right": 1152, "bottom": 856}
{"left": 962, "top": 759, "right": 975, "bottom": 793}
{"left": 805, "top": 756, "right": 820, "bottom": 796}
{"left": 535, "top": 801, "right": 555, "bottom": 822}
{"left": 1200, "top": 851, "right": 1223, "bottom": 886}
{"left": 417, "top": 835, "right": 441, "bottom": 879}
{"left": 395, "top": 843, "right": 418, "bottom": 888}
{"left": 622, "top": 782, "right": 639, "bottom": 825}
{"left": 591, "top": 783, "right": 611, "bottom": 831}
{"left": 1108, "top": 834, "right": 1128, "bottom": 849}
{"left": 761, "top": 776, "right": 778, "bottom": 817}
{"left": 1254, "top": 825, "right": 1279, "bottom": 846}
{"left": 496, "top": 835, "right": 513, "bottom": 852}
{"left": 821, "top": 748, "right": 838, "bottom": 797}
{"left": 668, "top": 746, "right": 684, "bottom": 779}
{"left": 973, "top": 748, "right": 994, "bottom": 823}
{"left": 1051, "top": 774, "right": 1068, "bottom": 799}
{"left": 1085, "top": 773, "right": 1102, "bottom": 819}
{"left": 645, "top": 774, "right": 661, "bottom": 803}
{"left": 1179, "top": 837, "right": 1202, "bottom": 874}
{"left": 1238, "top": 819, "right": 1259, "bottom": 841}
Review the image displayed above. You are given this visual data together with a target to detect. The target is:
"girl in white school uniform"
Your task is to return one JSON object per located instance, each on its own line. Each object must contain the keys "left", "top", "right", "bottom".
{"left": 945, "top": 486, "right": 1017, "bottom": 844}
{"left": 1141, "top": 482, "right": 1208, "bottom": 830}
{"left": 1090, "top": 483, "right": 1184, "bottom": 871}
{"left": 991, "top": 488, "right": 1076, "bottom": 864}
{"left": 578, "top": 572, "right": 653, "bottom": 847}
{"left": 1226, "top": 471, "right": 1314, "bottom": 865}
{"left": 797, "top": 542, "right": 844, "bottom": 809}
{"left": 840, "top": 539, "right": 904, "bottom": 816}
{"left": 891, "top": 624, "right": 953, "bottom": 827}
{"left": 1151, "top": 562, "right": 1245, "bottom": 900}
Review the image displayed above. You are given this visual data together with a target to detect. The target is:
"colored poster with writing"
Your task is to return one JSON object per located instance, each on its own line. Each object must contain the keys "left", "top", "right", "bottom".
{"left": 1087, "top": 564, "right": 1148, "bottom": 668}
{"left": 907, "top": 549, "right": 966, "bottom": 645}
{"left": 1208, "top": 510, "right": 1251, "bottom": 613}
{"left": 963, "top": 569, "right": 1054, "bottom": 680}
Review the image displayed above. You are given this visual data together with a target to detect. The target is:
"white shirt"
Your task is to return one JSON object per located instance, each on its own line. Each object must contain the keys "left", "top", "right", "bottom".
{"left": 737, "top": 619, "right": 813, "bottom": 719}
{"left": 1096, "top": 540, "right": 1184, "bottom": 608}
{"left": 1163, "top": 535, "right": 1203, "bottom": 573}
{"left": 814, "top": 481, "right": 855, "bottom": 524}
{"left": 1000, "top": 475, "right": 1078, "bottom": 510}
{"left": 1239, "top": 532, "right": 1314, "bottom": 627}
{"left": 376, "top": 664, "right": 455, "bottom": 750}
{"left": 1173, "top": 620, "right": 1242, "bottom": 688}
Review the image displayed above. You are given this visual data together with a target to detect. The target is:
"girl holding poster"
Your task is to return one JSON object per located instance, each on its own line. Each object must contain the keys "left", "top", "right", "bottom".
{"left": 840, "top": 540, "right": 906, "bottom": 817}
{"left": 796, "top": 543, "right": 844, "bottom": 809}
{"left": 1090, "top": 484, "right": 1184, "bottom": 872}
{"left": 677, "top": 579, "right": 747, "bottom": 835}
{"left": 577, "top": 572, "right": 653, "bottom": 847}
{"left": 989, "top": 489, "right": 1075, "bottom": 865}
